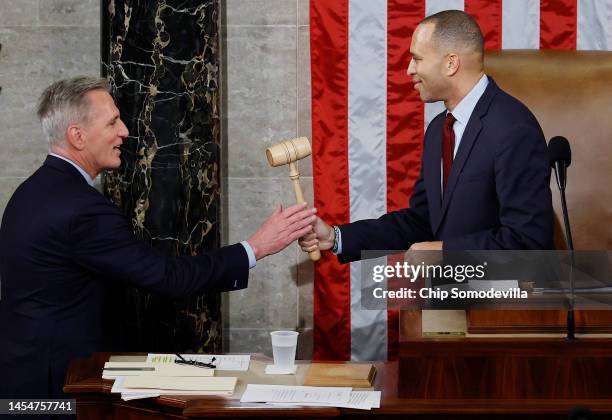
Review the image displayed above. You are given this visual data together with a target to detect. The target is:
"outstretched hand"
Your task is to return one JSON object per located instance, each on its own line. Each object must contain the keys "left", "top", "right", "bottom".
{"left": 247, "top": 203, "right": 317, "bottom": 260}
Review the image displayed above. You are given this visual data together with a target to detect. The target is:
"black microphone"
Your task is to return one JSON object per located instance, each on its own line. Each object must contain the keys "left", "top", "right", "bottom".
{"left": 548, "top": 136, "right": 575, "bottom": 340}
{"left": 548, "top": 135, "right": 572, "bottom": 191}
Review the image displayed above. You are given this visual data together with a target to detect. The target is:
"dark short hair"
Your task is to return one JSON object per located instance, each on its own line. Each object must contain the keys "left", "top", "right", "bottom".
{"left": 420, "top": 10, "right": 484, "bottom": 54}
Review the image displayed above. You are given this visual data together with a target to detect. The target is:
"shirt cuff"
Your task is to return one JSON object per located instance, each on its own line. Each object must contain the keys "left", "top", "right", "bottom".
{"left": 240, "top": 241, "right": 257, "bottom": 269}
{"left": 333, "top": 226, "right": 343, "bottom": 255}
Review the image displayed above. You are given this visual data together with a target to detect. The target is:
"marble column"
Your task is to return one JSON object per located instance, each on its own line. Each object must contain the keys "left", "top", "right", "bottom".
{"left": 102, "top": 0, "right": 222, "bottom": 352}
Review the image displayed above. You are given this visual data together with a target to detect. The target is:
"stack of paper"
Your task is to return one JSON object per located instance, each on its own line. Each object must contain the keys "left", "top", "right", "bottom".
{"left": 146, "top": 353, "right": 251, "bottom": 371}
{"left": 111, "top": 376, "right": 238, "bottom": 401}
{"left": 105, "top": 353, "right": 248, "bottom": 400}
{"left": 240, "top": 384, "right": 381, "bottom": 410}
{"left": 103, "top": 362, "right": 215, "bottom": 379}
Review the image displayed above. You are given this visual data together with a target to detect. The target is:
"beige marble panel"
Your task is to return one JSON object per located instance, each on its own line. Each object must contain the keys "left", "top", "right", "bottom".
{"left": 228, "top": 328, "right": 273, "bottom": 356}
{"left": 0, "top": 27, "right": 99, "bottom": 177}
{"left": 226, "top": 26, "right": 296, "bottom": 178}
{"left": 0, "top": 177, "right": 26, "bottom": 219}
{"left": 0, "top": 109, "right": 47, "bottom": 178}
{"left": 0, "top": 27, "right": 99, "bottom": 81}
{"left": 0, "top": 0, "right": 38, "bottom": 26}
{"left": 227, "top": 178, "right": 299, "bottom": 330}
{"left": 226, "top": 0, "right": 296, "bottom": 26}
{"left": 298, "top": 0, "right": 309, "bottom": 26}
{"left": 39, "top": 0, "right": 99, "bottom": 27}
{"left": 297, "top": 25, "right": 312, "bottom": 176}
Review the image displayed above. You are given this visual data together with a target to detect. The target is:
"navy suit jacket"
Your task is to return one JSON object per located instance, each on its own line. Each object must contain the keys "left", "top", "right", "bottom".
{"left": 339, "top": 78, "right": 554, "bottom": 263}
{"left": 0, "top": 156, "right": 249, "bottom": 398}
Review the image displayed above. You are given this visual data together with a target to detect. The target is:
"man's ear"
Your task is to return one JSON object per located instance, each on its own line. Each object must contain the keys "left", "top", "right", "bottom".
{"left": 66, "top": 124, "right": 85, "bottom": 150}
{"left": 446, "top": 53, "right": 460, "bottom": 76}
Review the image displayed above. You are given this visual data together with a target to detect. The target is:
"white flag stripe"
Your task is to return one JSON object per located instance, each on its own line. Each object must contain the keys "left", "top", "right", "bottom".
{"left": 347, "top": 0, "right": 389, "bottom": 361}
{"left": 502, "top": 0, "right": 540, "bottom": 49}
{"left": 577, "top": 0, "right": 612, "bottom": 50}
{"left": 426, "top": 0, "right": 464, "bottom": 17}
{"left": 350, "top": 259, "right": 388, "bottom": 361}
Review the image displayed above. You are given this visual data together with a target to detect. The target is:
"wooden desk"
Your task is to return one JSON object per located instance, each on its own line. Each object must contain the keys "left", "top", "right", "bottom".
{"left": 65, "top": 352, "right": 612, "bottom": 419}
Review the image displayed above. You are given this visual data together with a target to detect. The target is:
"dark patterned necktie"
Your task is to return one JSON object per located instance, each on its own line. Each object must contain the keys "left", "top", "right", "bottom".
{"left": 442, "top": 112, "right": 456, "bottom": 194}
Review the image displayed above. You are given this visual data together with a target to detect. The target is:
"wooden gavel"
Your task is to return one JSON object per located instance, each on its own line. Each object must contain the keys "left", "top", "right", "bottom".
{"left": 266, "top": 137, "right": 320, "bottom": 261}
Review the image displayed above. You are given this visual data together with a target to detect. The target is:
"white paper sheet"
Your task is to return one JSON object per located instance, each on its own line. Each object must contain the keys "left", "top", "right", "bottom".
{"left": 146, "top": 353, "right": 250, "bottom": 371}
{"left": 240, "top": 384, "right": 352, "bottom": 405}
{"left": 121, "top": 392, "right": 161, "bottom": 401}
{"left": 265, "top": 391, "right": 381, "bottom": 410}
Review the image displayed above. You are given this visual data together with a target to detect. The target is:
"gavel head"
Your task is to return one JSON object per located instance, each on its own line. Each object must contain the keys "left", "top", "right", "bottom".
{"left": 266, "top": 137, "right": 312, "bottom": 167}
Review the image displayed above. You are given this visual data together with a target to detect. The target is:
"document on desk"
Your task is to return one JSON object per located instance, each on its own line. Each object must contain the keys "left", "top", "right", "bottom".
{"left": 264, "top": 391, "right": 381, "bottom": 410}
{"left": 240, "top": 384, "right": 352, "bottom": 405}
{"left": 146, "top": 353, "right": 250, "bottom": 371}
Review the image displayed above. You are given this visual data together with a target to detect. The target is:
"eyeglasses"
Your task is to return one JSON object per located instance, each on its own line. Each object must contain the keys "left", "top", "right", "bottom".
{"left": 174, "top": 353, "right": 216, "bottom": 369}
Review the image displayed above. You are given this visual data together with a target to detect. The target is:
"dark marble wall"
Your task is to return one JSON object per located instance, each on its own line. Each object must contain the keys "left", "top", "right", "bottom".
{"left": 102, "top": 0, "right": 222, "bottom": 353}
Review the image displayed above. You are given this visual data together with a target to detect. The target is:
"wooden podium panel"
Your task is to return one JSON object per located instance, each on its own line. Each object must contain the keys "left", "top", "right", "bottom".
{"left": 467, "top": 310, "right": 612, "bottom": 334}
{"left": 399, "top": 337, "right": 612, "bottom": 400}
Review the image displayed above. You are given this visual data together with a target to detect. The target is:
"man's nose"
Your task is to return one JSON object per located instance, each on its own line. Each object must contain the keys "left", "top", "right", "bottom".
{"left": 407, "top": 58, "right": 415, "bottom": 75}
{"left": 119, "top": 120, "right": 129, "bottom": 138}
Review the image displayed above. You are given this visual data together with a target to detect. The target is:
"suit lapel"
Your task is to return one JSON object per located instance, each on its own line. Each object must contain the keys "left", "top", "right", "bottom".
{"left": 433, "top": 78, "right": 499, "bottom": 235}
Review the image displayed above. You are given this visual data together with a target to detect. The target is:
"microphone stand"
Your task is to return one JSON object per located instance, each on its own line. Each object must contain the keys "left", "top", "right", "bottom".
{"left": 556, "top": 161, "right": 575, "bottom": 340}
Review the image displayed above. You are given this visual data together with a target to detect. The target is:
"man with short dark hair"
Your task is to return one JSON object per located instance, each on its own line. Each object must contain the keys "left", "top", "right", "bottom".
{"left": 300, "top": 10, "right": 553, "bottom": 259}
{"left": 0, "top": 77, "right": 316, "bottom": 399}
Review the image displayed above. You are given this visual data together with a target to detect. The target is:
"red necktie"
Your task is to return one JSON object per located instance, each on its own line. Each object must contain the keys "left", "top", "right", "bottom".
{"left": 442, "top": 112, "right": 456, "bottom": 193}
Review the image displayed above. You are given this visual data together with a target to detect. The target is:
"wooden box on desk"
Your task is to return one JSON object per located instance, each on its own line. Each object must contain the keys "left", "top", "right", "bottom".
{"left": 303, "top": 363, "right": 376, "bottom": 388}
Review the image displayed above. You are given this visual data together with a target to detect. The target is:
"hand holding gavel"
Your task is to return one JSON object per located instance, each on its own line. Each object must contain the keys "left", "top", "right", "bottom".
{"left": 266, "top": 137, "right": 321, "bottom": 261}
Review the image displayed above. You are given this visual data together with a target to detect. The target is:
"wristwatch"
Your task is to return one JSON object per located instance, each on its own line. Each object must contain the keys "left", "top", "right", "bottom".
{"left": 331, "top": 225, "right": 340, "bottom": 254}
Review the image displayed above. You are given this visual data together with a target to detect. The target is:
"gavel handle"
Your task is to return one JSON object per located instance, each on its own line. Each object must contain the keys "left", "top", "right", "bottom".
{"left": 289, "top": 162, "right": 320, "bottom": 261}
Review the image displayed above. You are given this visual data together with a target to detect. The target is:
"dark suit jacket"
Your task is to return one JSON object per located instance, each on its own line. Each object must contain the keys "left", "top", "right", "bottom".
{"left": 0, "top": 156, "right": 249, "bottom": 398}
{"left": 339, "top": 77, "right": 554, "bottom": 263}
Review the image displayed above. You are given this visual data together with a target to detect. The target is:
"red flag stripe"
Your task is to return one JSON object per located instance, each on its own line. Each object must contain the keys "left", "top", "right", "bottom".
{"left": 386, "top": 0, "right": 426, "bottom": 360}
{"left": 540, "top": 0, "right": 577, "bottom": 49}
{"left": 465, "top": 0, "right": 502, "bottom": 50}
{"left": 311, "top": 0, "right": 351, "bottom": 361}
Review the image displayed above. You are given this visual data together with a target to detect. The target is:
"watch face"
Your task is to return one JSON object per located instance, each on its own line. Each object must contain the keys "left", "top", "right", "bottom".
{"left": 332, "top": 225, "right": 340, "bottom": 253}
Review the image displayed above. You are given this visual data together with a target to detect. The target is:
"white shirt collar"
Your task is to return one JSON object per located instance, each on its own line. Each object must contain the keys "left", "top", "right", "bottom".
{"left": 49, "top": 153, "right": 95, "bottom": 187}
{"left": 448, "top": 74, "right": 489, "bottom": 126}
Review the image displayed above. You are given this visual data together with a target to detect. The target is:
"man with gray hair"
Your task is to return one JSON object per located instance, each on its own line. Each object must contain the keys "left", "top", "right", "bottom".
{"left": 300, "top": 10, "right": 553, "bottom": 259}
{"left": 0, "top": 76, "right": 316, "bottom": 399}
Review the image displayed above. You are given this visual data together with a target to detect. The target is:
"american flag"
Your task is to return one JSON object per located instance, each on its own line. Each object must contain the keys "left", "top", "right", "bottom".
{"left": 310, "top": 0, "right": 612, "bottom": 361}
